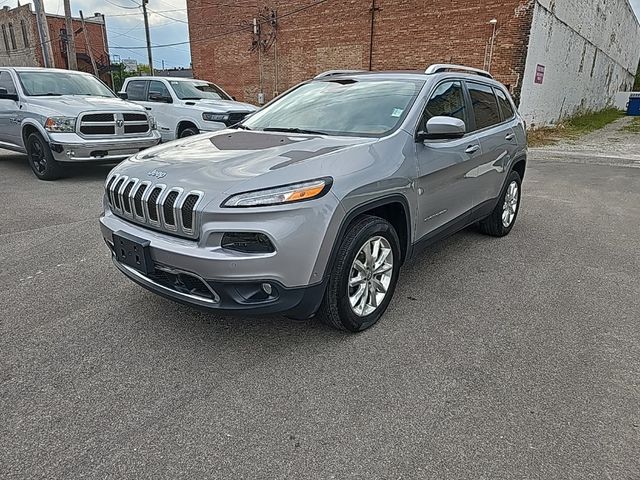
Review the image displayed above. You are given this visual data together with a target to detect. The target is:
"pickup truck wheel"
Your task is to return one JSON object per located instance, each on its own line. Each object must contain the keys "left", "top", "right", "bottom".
{"left": 178, "top": 126, "right": 199, "bottom": 138}
{"left": 26, "top": 132, "right": 62, "bottom": 180}
{"left": 478, "top": 170, "right": 522, "bottom": 236}
{"left": 319, "top": 215, "right": 401, "bottom": 332}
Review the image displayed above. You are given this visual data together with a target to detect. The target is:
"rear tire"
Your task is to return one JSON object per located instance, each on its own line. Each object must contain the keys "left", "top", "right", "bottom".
{"left": 319, "top": 215, "right": 401, "bottom": 332}
{"left": 478, "top": 170, "right": 522, "bottom": 237}
{"left": 26, "top": 132, "right": 63, "bottom": 181}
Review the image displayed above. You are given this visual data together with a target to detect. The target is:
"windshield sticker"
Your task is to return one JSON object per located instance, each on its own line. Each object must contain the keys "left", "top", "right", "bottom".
{"left": 391, "top": 108, "right": 404, "bottom": 118}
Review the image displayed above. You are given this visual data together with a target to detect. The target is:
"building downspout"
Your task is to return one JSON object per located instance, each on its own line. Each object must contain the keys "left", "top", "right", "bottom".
{"left": 368, "top": 0, "right": 379, "bottom": 71}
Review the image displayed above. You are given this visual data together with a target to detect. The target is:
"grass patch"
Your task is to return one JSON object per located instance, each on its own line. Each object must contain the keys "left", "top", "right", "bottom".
{"left": 528, "top": 108, "right": 626, "bottom": 147}
{"left": 621, "top": 117, "right": 640, "bottom": 133}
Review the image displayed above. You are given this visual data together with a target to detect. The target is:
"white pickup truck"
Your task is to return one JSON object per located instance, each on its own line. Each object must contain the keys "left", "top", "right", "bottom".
{"left": 119, "top": 77, "right": 257, "bottom": 142}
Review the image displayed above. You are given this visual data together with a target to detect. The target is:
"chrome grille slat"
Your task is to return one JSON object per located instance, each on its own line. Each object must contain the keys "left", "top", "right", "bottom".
{"left": 79, "top": 111, "right": 150, "bottom": 137}
{"left": 105, "top": 174, "right": 202, "bottom": 239}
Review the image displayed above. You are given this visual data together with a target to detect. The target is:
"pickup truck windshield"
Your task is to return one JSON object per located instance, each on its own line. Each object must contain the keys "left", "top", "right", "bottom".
{"left": 241, "top": 79, "right": 424, "bottom": 137}
{"left": 170, "top": 80, "right": 231, "bottom": 100}
{"left": 18, "top": 71, "right": 114, "bottom": 97}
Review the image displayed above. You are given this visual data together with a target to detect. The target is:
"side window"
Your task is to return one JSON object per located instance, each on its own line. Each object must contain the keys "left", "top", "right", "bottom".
{"left": 0, "top": 71, "right": 17, "bottom": 94}
{"left": 147, "top": 80, "right": 171, "bottom": 102}
{"left": 467, "top": 82, "right": 501, "bottom": 130}
{"left": 125, "top": 80, "right": 147, "bottom": 101}
{"left": 422, "top": 81, "right": 466, "bottom": 129}
{"left": 495, "top": 88, "right": 515, "bottom": 121}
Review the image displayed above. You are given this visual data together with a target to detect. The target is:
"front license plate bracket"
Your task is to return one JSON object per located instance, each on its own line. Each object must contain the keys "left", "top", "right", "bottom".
{"left": 112, "top": 231, "right": 153, "bottom": 275}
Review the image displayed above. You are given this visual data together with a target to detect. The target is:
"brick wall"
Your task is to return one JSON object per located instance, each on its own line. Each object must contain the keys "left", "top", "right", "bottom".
{"left": 46, "top": 14, "right": 111, "bottom": 84}
{"left": 0, "top": 5, "right": 40, "bottom": 67}
{"left": 187, "top": 0, "right": 535, "bottom": 105}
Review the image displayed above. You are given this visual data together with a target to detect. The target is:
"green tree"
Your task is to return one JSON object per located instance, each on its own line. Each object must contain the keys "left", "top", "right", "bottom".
{"left": 112, "top": 63, "right": 152, "bottom": 92}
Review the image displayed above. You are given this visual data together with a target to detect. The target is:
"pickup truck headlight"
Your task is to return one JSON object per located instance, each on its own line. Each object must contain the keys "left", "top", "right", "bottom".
{"left": 202, "top": 112, "right": 229, "bottom": 122}
{"left": 44, "top": 116, "right": 76, "bottom": 133}
{"left": 222, "top": 178, "right": 332, "bottom": 208}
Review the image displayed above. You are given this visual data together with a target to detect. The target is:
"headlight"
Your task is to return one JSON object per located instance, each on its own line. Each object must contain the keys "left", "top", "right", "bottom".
{"left": 44, "top": 116, "right": 76, "bottom": 133}
{"left": 202, "top": 112, "right": 229, "bottom": 122}
{"left": 222, "top": 178, "right": 332, "bottom": 208}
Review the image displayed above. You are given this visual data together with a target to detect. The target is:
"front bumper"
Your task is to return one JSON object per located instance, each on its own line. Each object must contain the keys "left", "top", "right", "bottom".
{"left": 110, "top": 255, "right": 326, "bottom": 318}
{"left": 99, "top": 193, "right": 344, "bottom": 317}
{"left": 48, "top": 131, "right": 161, "bottom": 162}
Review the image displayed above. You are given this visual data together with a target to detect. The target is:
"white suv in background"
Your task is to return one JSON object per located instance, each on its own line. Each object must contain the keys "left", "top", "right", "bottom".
{"left": 120, "top": 77, "right": 257, "bottom": 141}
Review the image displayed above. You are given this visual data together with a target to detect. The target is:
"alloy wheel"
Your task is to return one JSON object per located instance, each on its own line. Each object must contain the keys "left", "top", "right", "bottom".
{"left": 502, "top": 180, "right": 519, "bottom": 227}
{"left": 348, "top": 236, "right": 394, "bottom": 317}
{"left": 29, "top": 139, "right": 47, "bottom": 174}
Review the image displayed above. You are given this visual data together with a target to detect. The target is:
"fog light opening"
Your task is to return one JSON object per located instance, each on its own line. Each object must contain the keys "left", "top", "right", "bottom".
{"left": 262, "top": 283, "right": 272, "bottom": 295}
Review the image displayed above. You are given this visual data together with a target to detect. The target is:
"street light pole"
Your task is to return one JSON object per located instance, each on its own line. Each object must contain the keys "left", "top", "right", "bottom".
{"left": 142, "top": 0, "right": 154, "bottom": 75}
{"left": 488, "top": 18, "right": 498, "bottom": 74}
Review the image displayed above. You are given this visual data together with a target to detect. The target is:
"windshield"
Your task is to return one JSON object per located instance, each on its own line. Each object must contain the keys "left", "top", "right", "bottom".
{"left": 170, "top": 80, "right": 231, "bottom": 100}
{"left": 241, "top": 79, "right": 424, "bottom": 137}
{"left": 17, "top": 71, "right": 114, "bottom": 97}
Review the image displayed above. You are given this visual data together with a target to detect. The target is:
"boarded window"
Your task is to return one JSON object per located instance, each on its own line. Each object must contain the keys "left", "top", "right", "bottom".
{"left": 21, "top": 20, "right": 29, "bottom": 47}
{"left": 8, "top": 23, "right": 16, "bottom": 50}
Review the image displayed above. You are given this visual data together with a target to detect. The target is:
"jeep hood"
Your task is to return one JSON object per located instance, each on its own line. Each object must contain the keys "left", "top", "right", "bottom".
{"left": 26, "top": 95, "right": 146, "bottom": 117}
{"left": 114, "top": 130, "right": 375, "bottom": 197}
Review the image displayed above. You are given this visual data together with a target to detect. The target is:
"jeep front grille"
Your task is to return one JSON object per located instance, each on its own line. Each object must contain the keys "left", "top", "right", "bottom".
{"left": 79, "top": 111, "right": 150, "bottom": 137}
{"left": 105, "top": 174, "right": 203, "bottom": 239}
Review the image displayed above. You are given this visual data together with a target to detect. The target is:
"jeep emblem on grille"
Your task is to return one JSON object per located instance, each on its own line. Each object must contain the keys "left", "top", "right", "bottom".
{"left": 147, "top": 169, "right": 167, "bottom": 179}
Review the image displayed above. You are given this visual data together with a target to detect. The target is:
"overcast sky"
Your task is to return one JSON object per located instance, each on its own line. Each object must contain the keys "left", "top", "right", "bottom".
{"left": 23, "top": 0, "right": 640, "bottom": 70}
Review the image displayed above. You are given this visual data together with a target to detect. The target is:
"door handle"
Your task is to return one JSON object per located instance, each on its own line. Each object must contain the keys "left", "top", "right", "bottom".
{"left": 465, "top": 144, "right": 480, "bottom": 154}
{"left": 145, "top": 107, "right": 152, "bottom": 111}
{"left": 505, "top": 133, "right": 516, "bottom": 141}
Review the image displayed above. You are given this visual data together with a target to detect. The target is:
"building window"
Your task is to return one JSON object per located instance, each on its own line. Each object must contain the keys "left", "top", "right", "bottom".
{"left": 1, "top": 25, "right": 9, "bottom": 52}
{"left": 8, "top": 23, "right": 16, "bottom": 50}
{"left": 20, "top": 19, "right": 29, "bottom": 47}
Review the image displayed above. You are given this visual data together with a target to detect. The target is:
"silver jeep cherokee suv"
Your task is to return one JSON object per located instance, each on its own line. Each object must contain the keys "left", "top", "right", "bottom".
{"left": 100, "top": 64, "right": 527, "bottom": 332}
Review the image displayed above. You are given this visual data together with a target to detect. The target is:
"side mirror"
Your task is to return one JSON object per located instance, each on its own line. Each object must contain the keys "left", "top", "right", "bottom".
{"left": 417, "top": 116, "right": 466, "bottom": 141}
{"left": 118, "top": 92, "right": 129, "bottom": 100}
{"left": 149, "top": 93, "right": 172, "bottom": 103}
{"left": 231, "top": 95, "right": 237, "bottom": 101}
{"left": 0, "top": 87, "right": 19, "bottom": 101}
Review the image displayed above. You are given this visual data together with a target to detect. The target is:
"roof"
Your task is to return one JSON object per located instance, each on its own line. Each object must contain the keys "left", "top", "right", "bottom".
{"left": 3, "top": 67, "right": 94, "bottom": 75}
{"left": 125, "top": 76, "right": 206, "bottom": 82}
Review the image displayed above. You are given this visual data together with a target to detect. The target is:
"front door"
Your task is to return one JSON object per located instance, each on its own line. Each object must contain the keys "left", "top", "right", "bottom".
{"left": 0, "top": 70, "right": 21, "bottom": 149}
{"left": 145, "top": 80, "right": 175, "bottom": 141}
{"left": 415, "top": 80, "right": 481, "bottom": 241}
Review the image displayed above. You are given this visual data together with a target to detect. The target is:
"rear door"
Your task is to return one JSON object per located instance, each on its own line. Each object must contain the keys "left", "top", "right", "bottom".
{"left": 0, "top": 70, "right": 21, "bottom": 149}
{"left": 465, "top": 81, "right": 516, "bottom": 208}
{"left": 415, "top": 79, "right": 481, "bottom": 240}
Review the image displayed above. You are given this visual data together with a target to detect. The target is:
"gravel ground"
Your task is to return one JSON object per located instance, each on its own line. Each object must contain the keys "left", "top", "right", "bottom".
{"left": 1, "top": 129, "right": 639, "bottom": 479}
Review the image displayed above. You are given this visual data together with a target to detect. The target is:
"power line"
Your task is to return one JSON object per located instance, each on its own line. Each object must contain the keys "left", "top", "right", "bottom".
{"left": 114, "top": 0, "right": 333, "bottom": 49}
{"left": 104, "top": 0, "right": 140, "bottom": 10}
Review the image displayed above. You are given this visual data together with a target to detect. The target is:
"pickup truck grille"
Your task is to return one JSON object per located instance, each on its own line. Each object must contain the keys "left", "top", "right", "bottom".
{"left": 105, "top": 174, "right": 203, "bottom": 239}
{"left": 79, "top": 112, "right": 150, "bottom": 137}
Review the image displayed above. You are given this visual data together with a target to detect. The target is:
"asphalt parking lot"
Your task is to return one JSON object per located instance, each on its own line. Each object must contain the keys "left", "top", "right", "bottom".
{"left": 1, "top": 123, "right": 639, "bottom": 478}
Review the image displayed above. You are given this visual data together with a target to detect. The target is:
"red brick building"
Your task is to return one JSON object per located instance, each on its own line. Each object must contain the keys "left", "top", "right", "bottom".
{"left": 187, "top": 0, "right": 534, "bottom": 105}
{"left": 186, "top": 0, "right": 640, "bottom": 126}
{"left": 0, "top": 4, "right": 112, "bottom": 85}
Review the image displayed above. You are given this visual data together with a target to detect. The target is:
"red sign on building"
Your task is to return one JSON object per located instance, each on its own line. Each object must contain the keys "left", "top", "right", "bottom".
{"left": 535, "top": 64, "right": 545, "bottom": 84}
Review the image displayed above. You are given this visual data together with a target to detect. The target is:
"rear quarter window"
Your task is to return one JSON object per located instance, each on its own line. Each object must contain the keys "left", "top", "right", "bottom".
{"left": 126, "top": 80, "right": 147, "bottom": 101}
{"left": 495, "top": 88, "right": 515, "bottom": 120}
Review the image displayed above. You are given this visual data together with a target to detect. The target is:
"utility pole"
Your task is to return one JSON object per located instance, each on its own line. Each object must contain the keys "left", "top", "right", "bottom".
{"left": 142, "top": 0, "right": 154, "bottom": 75}
{"left": 63, "top": 0, "right": 77, "bottom": 70}
{"left": 79, "top": 10, "right": 98, "bottom": 76}
{"left": 33, "top": 0, "right": 55, "bottom": 68}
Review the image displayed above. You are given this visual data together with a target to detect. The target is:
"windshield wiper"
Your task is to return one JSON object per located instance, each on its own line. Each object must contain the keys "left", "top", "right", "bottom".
{"left": 34, "top": 93, "right": 62, "bottom": 96}
{"left": 181, "top": 97, "right": 203, "bottom": 100}
{"left": 232, "top": 124, "right": 252, "bottom": 130}
{"left": 262, "top": 127, "right": 328, "bottom": 135}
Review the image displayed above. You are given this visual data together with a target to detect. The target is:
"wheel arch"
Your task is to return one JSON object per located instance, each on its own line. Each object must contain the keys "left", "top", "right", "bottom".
{"left": 326, "top": 195, "right": 412, "bottom": 279}
{"left": 175, "top": 120, "right": 200, "bottom": 138}
{"left": 21, "top": 120, "right": 48, "bottom": 147}
{"left": 511, "top": 155, "right": 526, "bottom": 181}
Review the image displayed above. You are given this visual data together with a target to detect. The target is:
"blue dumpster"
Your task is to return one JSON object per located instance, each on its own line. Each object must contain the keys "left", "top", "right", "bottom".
{"left": 627, "top": 93, "right": 640, "bottom": 116}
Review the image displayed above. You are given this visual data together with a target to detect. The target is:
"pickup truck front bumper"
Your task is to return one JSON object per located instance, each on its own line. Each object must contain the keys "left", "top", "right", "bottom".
{"left": 48, "top": 131, "right": 161, "bottom": 163}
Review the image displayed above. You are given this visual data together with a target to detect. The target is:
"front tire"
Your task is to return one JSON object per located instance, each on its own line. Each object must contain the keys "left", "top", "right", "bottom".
{"left": 478, "top": 170, "right": 522, "bottom": 237}
{"left": 26, "top": 132, "right": 63, "bottom": 180}
{"left": 178, "top": 126, "right": 199, "bottom": 138}
{"left": 319, "top": 215, "right": 401, "bottom": 332}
